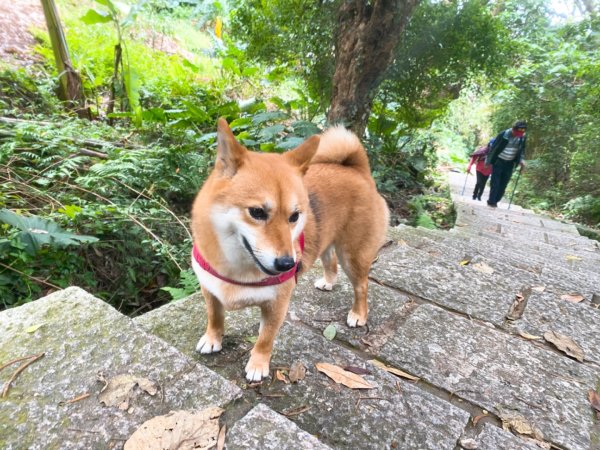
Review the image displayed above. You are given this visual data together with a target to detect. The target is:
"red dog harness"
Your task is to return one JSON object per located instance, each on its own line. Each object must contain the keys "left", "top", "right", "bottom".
{"left": 192, "top": 233, "right": 304, "bottom": 287}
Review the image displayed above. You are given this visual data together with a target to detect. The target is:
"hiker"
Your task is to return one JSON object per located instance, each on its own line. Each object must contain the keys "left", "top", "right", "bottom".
{"left": 466, "top": 138, "right": 494, "bottom": 201}
{"left": 485, "top": 120, "right": 527, "bottom": 208}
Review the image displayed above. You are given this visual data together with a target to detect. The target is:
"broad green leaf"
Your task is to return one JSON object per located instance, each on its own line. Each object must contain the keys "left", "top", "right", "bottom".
{"left": 258, "top": 124, "right": 285, "bottom": 141}
{"left": 292, "top": 121, "right": 321, "bottom": 137}
{"left": 252, "top": 111, "right": 287, "bottom": 125}
{"left": 277, "top": 137, "right": 304, "bottom": 150}
{"left": 80, "top": 9, "right": 113, "bottom": 25}
{"left": 0, "top": 209, "right": 98, "bottom": 255}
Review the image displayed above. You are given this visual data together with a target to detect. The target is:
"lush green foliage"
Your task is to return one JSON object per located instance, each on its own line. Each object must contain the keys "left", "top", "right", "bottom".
{"left": 1, "top": 0, "right": 597, "bottom": 313}
{"left": 492, "top": 14, "right": 600, "bottom": 224}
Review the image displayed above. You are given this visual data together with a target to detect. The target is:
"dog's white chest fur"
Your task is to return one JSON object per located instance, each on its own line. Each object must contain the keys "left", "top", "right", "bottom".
{"left": 191, "top": 257, "right": 278, "bottom": 309}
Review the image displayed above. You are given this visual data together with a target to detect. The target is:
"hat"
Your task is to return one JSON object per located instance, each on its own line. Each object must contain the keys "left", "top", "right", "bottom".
{"left": 513, "top": 120, "right": 527, "bottom": 129}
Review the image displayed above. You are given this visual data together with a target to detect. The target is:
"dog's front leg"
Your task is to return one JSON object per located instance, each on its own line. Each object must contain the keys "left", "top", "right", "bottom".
{"left": 196, "top": 287, "right": 225, "bottom": 353}
{"left": 245, "top": 287, "right": 292, "bottom": 381}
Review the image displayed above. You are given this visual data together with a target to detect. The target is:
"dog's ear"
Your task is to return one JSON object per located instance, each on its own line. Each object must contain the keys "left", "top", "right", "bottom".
{"left": 284, "top": 135, "right": 320, "bottom": 174}
{"left": 216, "top": 118, "right": 246, "bottom": 177}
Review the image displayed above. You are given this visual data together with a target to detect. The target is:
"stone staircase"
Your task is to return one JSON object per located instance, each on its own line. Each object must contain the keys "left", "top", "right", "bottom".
{"left": 1, "top": 170, "right": 599, "bottom": 449}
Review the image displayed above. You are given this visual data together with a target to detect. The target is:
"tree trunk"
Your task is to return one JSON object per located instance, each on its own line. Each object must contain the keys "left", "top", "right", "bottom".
{"left": 327, "top": 0, "right": 420, "bottom": 136}
{"left": 40, "top": 0, "right": 90, "bottom": 119}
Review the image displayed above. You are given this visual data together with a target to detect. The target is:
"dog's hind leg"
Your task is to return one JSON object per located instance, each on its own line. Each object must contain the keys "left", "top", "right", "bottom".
{"left": 196, "top": 287, "right": 224, "bottom": 354}
{"left": 337, "top": 248, "right": 375, "bottom": 328}
{"left": 314, "top": 245, "right": 338, "bottom": 291}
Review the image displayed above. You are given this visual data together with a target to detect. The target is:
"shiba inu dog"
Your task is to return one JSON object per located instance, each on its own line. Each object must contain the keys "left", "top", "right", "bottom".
{"left": 190, "top": 118, "right": 389, "bottom": 381}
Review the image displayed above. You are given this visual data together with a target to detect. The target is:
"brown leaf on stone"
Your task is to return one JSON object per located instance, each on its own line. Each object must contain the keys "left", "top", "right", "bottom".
{"left": 281, "top": 404, "right": 311, "bottom": 417}
{"left": 506, "top": 291, "right": 528, "bottom": 321}
{"left": 288, "top": 361, "right": 306, "bottom": 383}
{"left": 560, "top": 293, "right": 585, "bottom": 303}
{"left": 98, "top": 374, "right": 159, "bottom": 410}
{"left": 499, "top": 411, "right": 544, "bottom": 440}
{"left": 473, "top": 412, "right": 488, "bottom": 426}
{"left": 315, "top": 362, "right": 374, "bottom": 389}
{"left": 589, "top": 389, "right": 600, "bottom": 413}
{"left": 124, "top": 407, "right": 223, "bottom": 450}
{"left": 343, "top": 366, "right": 372, "bottom": 376}
{"left": 518, "top": 330, "right": 542, "bottom": 341}
{"left": 217, "top": 424, "right": 226, "bottom": 450}
{"left": 370, "top": 359, "right": 419, "bottom": 381}
{"left": 275, "top": 370, "right": 289, "bottom": 384}
{"left": 543, "top": 330, "right": 584, "bottom": 362}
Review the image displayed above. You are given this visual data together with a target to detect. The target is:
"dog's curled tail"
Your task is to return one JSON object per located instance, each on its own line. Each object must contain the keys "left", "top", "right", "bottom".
{"left": 310, "top": 126, "right": 372, "bottom": 179}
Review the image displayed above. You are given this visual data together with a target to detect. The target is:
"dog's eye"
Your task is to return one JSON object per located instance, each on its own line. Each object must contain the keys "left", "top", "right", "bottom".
{"left": 288, "top": 211, "right": 300, "bottom": 223}
{"left": 248, "top": 207, "right": 268, "bottom": 221}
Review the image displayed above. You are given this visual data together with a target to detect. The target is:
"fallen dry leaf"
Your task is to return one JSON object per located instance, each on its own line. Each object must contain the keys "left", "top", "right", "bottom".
{"left": 506, "top": 292, "right": 527, "bottom": 321}
{"left": 472, "top": 261, "right": 494, "bottom": 274}
{"left": 543, "top": 331, "right": 584, "bottom": 362}
{"left": 288, "top": 361, "right": 306, "bottom": 383}
{"left": 370, "top": 359, "right": 420, "bottom": 381}
{"left": 315, "top": 362, "right": 374, "bottom": 389}
{"left": 124, "top": 407, "right": 223, "bottom": 450}
{"left": 499, "top": 411, "right": 543, "bottom": 440}
{"left": 526, "top": 439, "right": 551, "bottom": 450}
{"left": 343, "top": 366, "right": 371, "bottom": 376}
{"left": 281, "top": 404, "right": 311, "bottom": 417}
{"left": 459, "top": 258, "right": 471, "bottom": 266}
{"left": 565, "top": 255, "right": 582, "bottom": 261}
{"left": 589, "top": 389, "right": 600, "bottom": 413}
{"left": 25, "top": 324, "right": 44, "bottom": 333}
{"left": 561, "top": 293, "right": 585, "bottom": 303}
{"left": 275, "top": 370, "right": 289, "bottom": 384}
{"left": 518, "top": 330, "right": 542, "bottom": 341}
{"left": 98, "top": 374, "right": 158, "bottom": 410}
{"left": 473, "top": 412, "right": 488, "bottom": 426}
{"left": 217, "top": 425, "right": 226, "bottom": 450}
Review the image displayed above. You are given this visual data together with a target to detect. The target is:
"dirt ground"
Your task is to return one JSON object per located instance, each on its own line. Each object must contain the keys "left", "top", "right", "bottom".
{"left": 0, "top": 0, "right": 45, "bottom": 67}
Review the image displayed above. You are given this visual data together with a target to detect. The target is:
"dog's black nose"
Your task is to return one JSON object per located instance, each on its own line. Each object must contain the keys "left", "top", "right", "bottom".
{"left": 274, "top": 256, "right": 295, "bottom": 272}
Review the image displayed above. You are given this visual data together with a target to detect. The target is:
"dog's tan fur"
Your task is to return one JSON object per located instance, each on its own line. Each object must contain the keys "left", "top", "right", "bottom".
{"left": 190, "top": 118, "right": 389, "bottom": 381}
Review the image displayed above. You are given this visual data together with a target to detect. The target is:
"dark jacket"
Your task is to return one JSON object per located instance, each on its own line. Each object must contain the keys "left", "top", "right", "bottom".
{"left": 485, "top": 128, "right": 526, "bottom": 167}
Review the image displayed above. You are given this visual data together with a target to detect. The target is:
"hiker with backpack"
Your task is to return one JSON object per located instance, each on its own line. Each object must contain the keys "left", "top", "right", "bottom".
{"left": 485, "top": 120, "right": 527, "bottom": 208}
{"left": 466, "top": 138, "right": 494, "bottom": 201}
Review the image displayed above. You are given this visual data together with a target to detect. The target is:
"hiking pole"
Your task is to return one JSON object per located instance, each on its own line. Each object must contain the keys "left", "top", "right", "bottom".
{"left": 460, "top": 171, "right": 469, "bottom": 196}
{"left": 507, "top": 167, "right": 522, "bottom": 210}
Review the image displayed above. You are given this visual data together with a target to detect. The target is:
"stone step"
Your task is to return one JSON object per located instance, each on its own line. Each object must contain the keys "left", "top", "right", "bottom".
{"left": 392, "top": 225, "right": 600, "bottom": 305}
{"left": 0, "top": 287, "right": 241, "bottom": 450}
{"left": 452, "top": 226, "right": 600, "bottom": 273}
{"left": 405, "top": 222, "right": 600, "bottom": 274}
{"left": 455, "top": 211, "right": 599, "bottom": 253}
{"left": 454, "top": 202, "right": 600, "bottom": 254}
{"left": 378, "top": 304, "right": 597, "bottom": 450}
{"left": 377, "top": 230, "right": 600, "bottom": 365}
{"left": 227, "top": 403, "right": 333, "bottom": 450}
{"left": 370, "top": 243, "right": 536, "bottom": 326}
{"left": 453, "top": 201, "right": 581, "bottom": 235}
{"left": 135, "top": 293, "right": 475, "bottom": 449}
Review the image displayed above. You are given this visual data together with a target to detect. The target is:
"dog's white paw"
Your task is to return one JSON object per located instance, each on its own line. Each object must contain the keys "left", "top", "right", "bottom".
{"left": 244, "top": 356, "right": 270, "bottom": 382}
{"left": 346, "top": 310, "right": 367, "bottom": 328}
{"left": 195, "top": 334, "right": 222, "bottom": 354}
{"left": 314, "top": 278, "right": 333, "bottom": 291}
